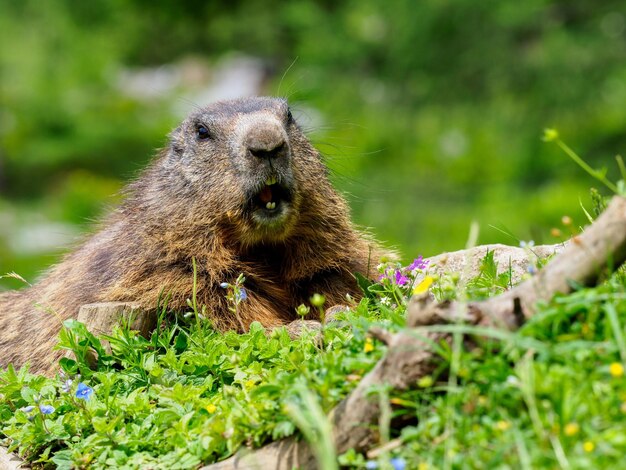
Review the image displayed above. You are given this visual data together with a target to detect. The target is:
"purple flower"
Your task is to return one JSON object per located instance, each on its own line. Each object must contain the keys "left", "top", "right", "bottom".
{"left": 390, "top": 457, "right": 406, "bottom": 470}
{"left": 75, "top": 383, "right": 94, "bottom": 401}
{"left": 394, "top": 270, "right": 409, "bottom": 286}
{"left": 377, "top": 269, "right": 390, "bottom": 282}
{"left": 236, "top": 287, "right": 247, "bottom": 302}
{"left": 407, "top": 256, "right": 428, "bottom": 271}
{"left": 21, "top": 406, "right": 35, "bottom": 413}
{"left": 39, "top": 404, "right": 55, "bottom": 415}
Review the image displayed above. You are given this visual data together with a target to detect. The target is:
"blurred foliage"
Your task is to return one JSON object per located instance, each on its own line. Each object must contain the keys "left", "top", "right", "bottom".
{"left": 1, "top": 0, "right": 625, "bottom": 288}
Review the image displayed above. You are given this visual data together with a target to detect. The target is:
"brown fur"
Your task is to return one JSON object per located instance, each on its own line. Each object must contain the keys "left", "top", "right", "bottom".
{"left": 0, "top": 97, "right": 390, "bottom": 375}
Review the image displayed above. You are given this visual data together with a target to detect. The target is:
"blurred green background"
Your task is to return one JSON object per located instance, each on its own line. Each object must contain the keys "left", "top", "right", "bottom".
{"left": 1, "top": 0, "right": 625, "bottom": 290}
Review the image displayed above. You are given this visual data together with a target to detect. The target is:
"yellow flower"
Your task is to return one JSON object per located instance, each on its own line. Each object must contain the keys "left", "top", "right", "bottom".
{"left": 244, "top": 380, "right": 256, "bottom": 389}
{"left": 620, "top": 402, "right": 626, "bottom": 414}
{"left": 564, "top": 422, "right": 579, "bottom": 436}
{"left": 495, "top": 420, "right": 511, "bottom": 431}
{"left": 206, "top": 404, "right": 217, "bottom": 413}
{"left": 417, "top": 375, "right": 434, "bottom": 388}
{"left": 610, "top": 362, "right": 624, "bottom": 377}
{"left": 583, "top": 441, "right": 594, "bottom": 453}
{"left": 542, "top": 128, "right": 559, "bottom": 142}
{"left": 418, "top": 463, "right": 429, "bottom": 470}
{"left": 413, "top": 276, "right": 434, "bottom": 295}
{"left": 364, "top": 338, "right": 374, "bottom": 353}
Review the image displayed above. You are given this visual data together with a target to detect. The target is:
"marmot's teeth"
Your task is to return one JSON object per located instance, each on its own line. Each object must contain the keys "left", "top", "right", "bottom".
{"left": 265, "top": 202, "right": 276, "bottom": 210}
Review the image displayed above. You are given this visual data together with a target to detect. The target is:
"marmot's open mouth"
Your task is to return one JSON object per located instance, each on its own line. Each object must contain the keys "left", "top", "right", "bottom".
{"left": 251, "top": 176, "right": 293, "bottom": 216}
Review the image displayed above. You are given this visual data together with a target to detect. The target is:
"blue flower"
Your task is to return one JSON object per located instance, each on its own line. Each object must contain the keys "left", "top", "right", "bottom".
{"left": 75, "top": 383, "right": 94, "bottom": 400}
{"left": 236, "top": 287, "right": 248, "bottom": 302}
{"left": 21, "top": 406, "right": 35, "bottom": 413}
{"left": 390, "top": 457, "right": 406, "bottom": 470}
{"left": 39, "top": 404, "right": 55, "bottom": 415}
{"left": 219, "top": 282, "right": 229, "bottom": 288}
{"left": 365, "top": 461, "right": 378, "bottom": 469}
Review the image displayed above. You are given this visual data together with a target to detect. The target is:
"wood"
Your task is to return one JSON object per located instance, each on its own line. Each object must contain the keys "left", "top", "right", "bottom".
{"left": 76, "top": 302, "right": 154, "bottom": 339}
{"left": 202, "top": 196, "right": 626, "bottom": 469}
{"left": 74, "top": 302, "right": 155, "bottom": 365}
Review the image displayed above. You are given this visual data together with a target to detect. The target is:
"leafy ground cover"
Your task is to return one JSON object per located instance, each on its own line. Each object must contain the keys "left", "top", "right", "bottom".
{"left": 1, "top": 251, "right": 626, "bottom": 469}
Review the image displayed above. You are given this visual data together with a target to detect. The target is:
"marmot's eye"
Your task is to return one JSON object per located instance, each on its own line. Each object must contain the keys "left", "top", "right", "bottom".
{"left": 197, "top": 125, "right": 211, "bottom": 140}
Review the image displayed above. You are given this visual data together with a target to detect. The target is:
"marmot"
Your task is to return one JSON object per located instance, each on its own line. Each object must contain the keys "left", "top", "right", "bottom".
{"left": 0, "top": 97, "right": 389, "bottom": 375}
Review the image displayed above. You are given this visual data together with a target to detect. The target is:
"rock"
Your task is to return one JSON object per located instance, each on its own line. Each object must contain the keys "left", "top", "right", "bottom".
{"left": 426, "top": 243, "right": 566, "bottom": 284}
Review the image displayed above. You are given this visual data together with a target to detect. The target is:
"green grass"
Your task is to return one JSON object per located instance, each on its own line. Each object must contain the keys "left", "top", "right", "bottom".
{"left": 1, "top": 253, "right": 626, "bottom": 469}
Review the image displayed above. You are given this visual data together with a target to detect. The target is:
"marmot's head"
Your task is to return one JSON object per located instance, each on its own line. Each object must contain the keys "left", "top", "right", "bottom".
{"left": 159, "top": 97, "right": 329, "bottom": 246}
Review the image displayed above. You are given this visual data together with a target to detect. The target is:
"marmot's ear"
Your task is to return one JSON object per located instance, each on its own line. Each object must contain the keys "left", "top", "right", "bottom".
{"left": 168, "top": 126, "right": 185, "bottom": 155}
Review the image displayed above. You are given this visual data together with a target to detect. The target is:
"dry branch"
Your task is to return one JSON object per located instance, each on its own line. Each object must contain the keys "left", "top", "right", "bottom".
{"left": 203, "top": 196, "right": 626, "bottom": 469}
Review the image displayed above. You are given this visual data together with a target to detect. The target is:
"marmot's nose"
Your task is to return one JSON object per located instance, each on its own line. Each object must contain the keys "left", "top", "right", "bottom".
{"left": 245, "top": 125, "right": 288, "bottom": 160}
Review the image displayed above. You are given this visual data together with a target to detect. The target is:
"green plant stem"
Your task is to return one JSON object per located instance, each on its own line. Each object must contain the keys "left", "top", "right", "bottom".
{"left": 556, "top": 139, "right": 618, "bottom": 193}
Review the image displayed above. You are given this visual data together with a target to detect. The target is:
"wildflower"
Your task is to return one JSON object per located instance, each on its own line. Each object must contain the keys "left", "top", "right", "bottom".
{"left": 519, "top": 240, "right": 535, "bottom": 248}
{"left": 527, "top": 265, "right": 537, "bottom": 275}
{"left": 506, "top": 375, "right": 520, "bottom": 386}
{"left": 394, "top": 270, "right": 409, "bottom": 286}
{"left": 610, "top": 362, "right": 624, "bottom": 377}
{"left": 495, "top": 420, "right": 511, "bottom": 431}
{"left": 390, "top": 457, "right": 406, "bottom": 470}
{"left": 413, "top": 276, "right": 434, "bottom": 295}
{"left": 21, "top": 406, "right": 35, "bottom": 413}
{"left": 550, "top": 228, "right": 562, "bottom": 238}
{"left": 561, "top": 215, "right": 572, "bottom": 226}
{"left": 583, "top": 441, "right": 594, "bottom": 452}
{"left": 564, "top": 422, "right": 579, "bottom": 436}
{"left": 296, "top": 304, "right": 311, "bottom": 316}
{"left": 39, "top": 404, "right": 55, "bottom": 415}
{"left": 542, "top": 128, "right": 559, "bottom": 142}
{"left": 407, "top": 256, "right": 428, "bottom": 272}
{"left": 219, "top": 282, "right": 229, "bottom": 288}
{"left": 364, "top": 338, "right": 375, "bottom": 353}
{"left": 206, "top": 404, "right": 217, "bottom": 413}
{"left": 418, "top": 464, "right": 429, "bottom": 470}
{"left": 61, "top": 379, "right": 73, "bottom": 393}
{"left": 310, "top": 293, "right": 325, "bottom": 307}
{"left": 417, "top": 375, "right": 434, "bottom": 388}
{"left": 236, "top": 287, "right": 248, "bottom": 302}
{"left": 365, "top": 461, "right": 378, "bottom": 469}
{"left": 379, "top": 296, "right": 391, "bottom": 306}
{"left": 76, "top": 383, "right": 94, "bottom": 401}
